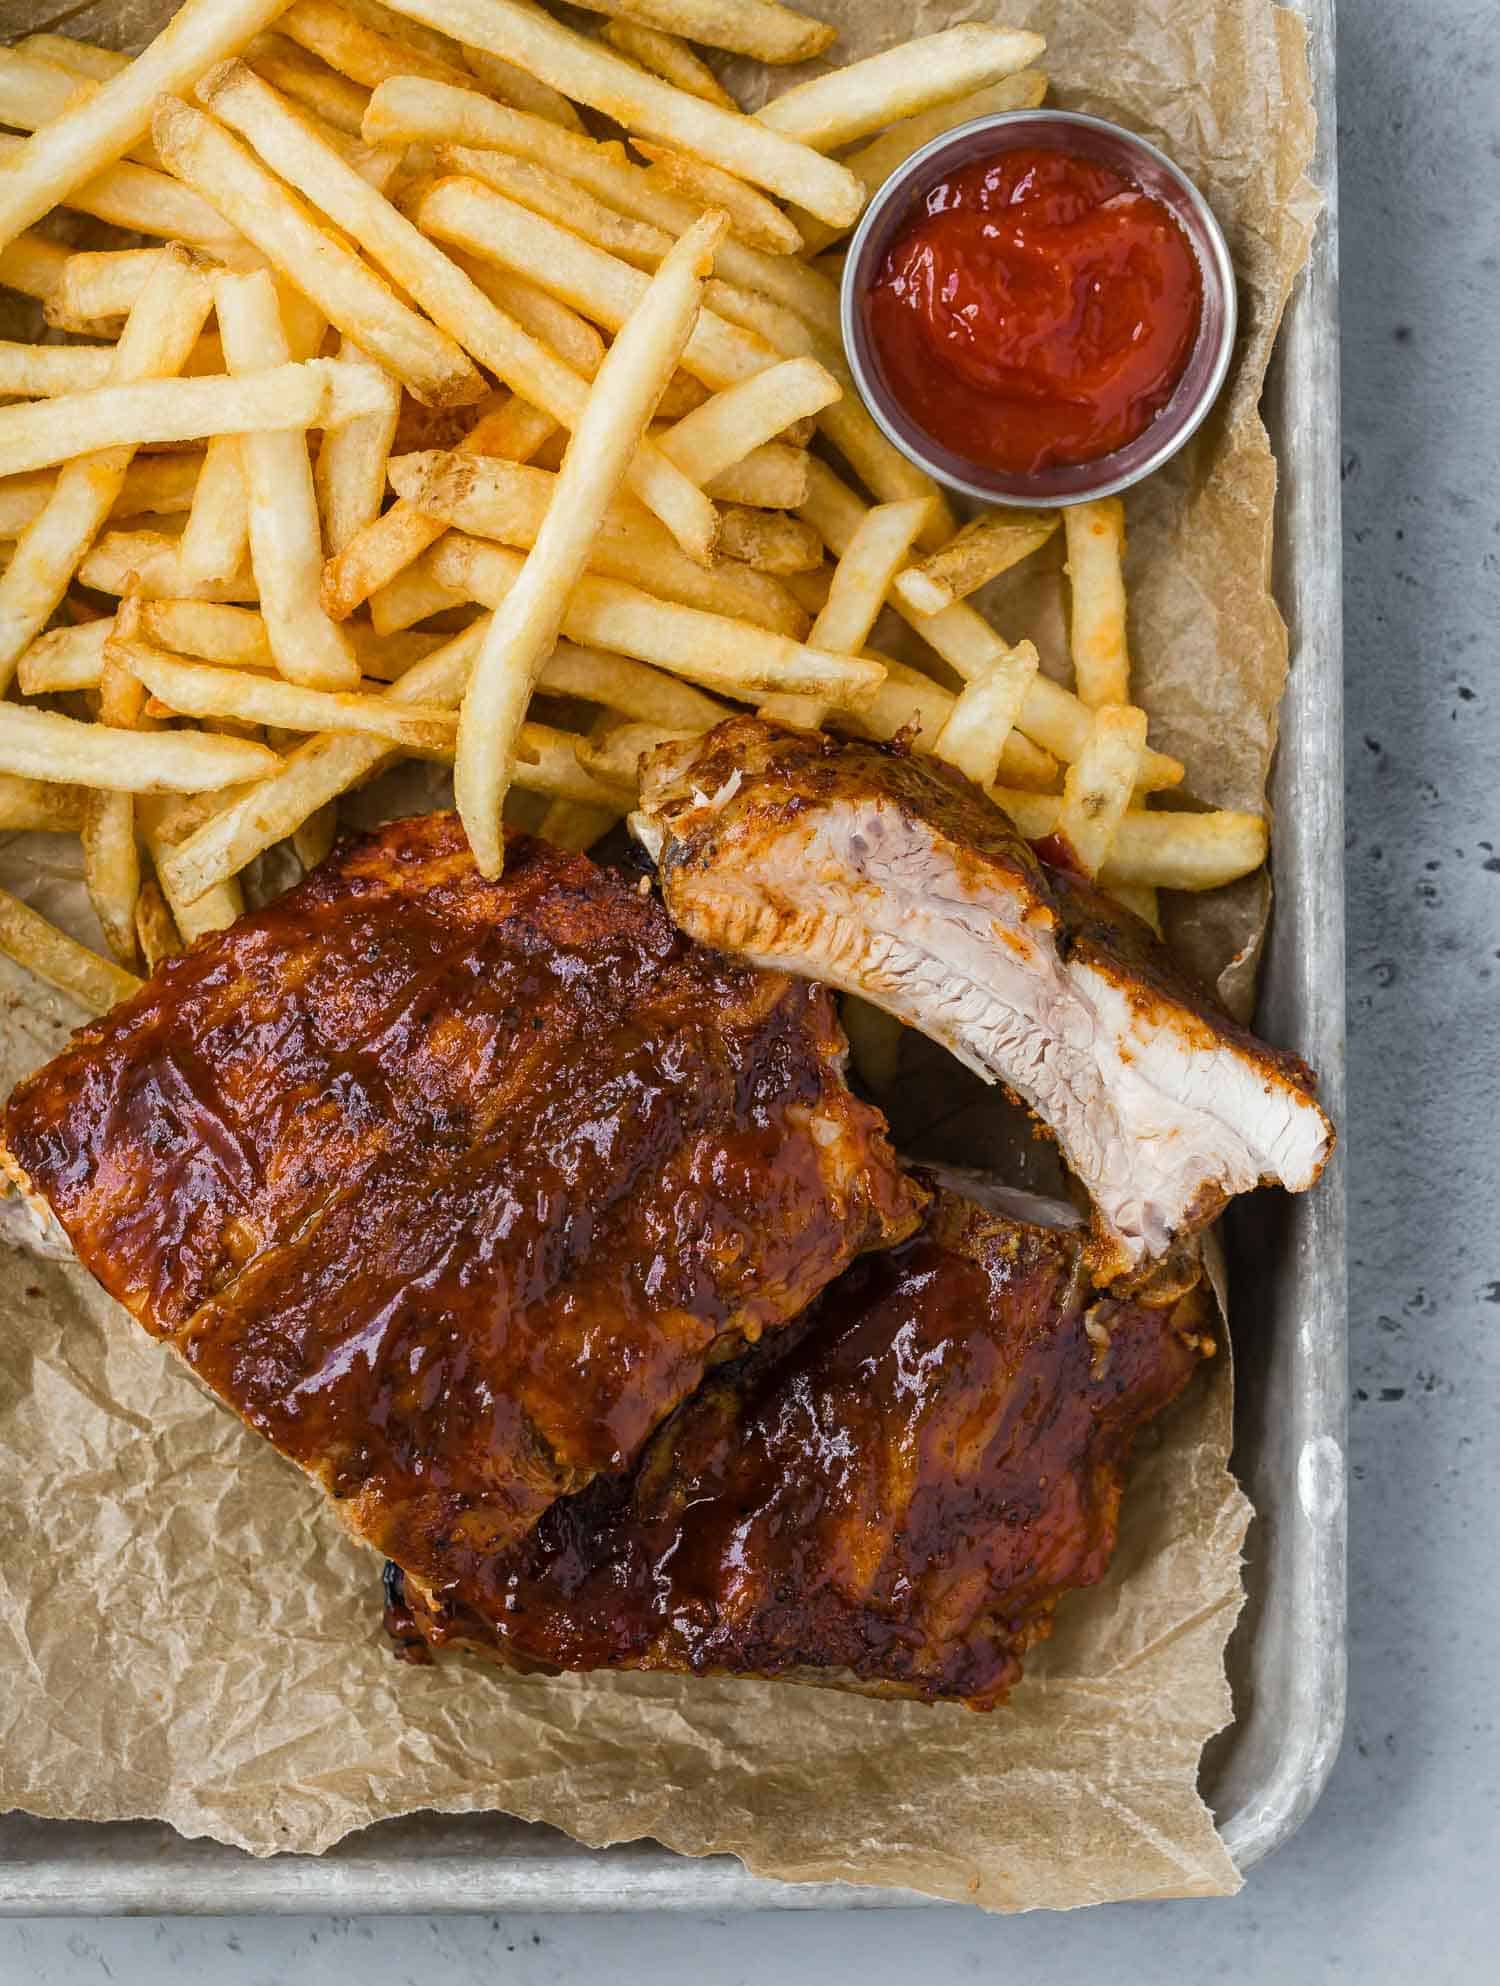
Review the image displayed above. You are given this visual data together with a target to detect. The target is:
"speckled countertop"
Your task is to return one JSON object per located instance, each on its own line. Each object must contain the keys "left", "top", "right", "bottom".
{"left": 3, "top": 0, "right": 1497, "bottom": 1979}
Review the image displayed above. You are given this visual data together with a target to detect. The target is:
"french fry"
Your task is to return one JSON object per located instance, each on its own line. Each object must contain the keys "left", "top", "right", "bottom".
{"left": 601, "top": 22, "right": 737, "bottom": 111}
{"left": 1044, "top": 704, "right": 1149, "bottom": 879}
{"left": 932, "top": 643, "right": 1041, "bottom": 789}
{"left": 0, "top": 0, "right": 288, "bottom": 252}
{"left": 793, "top": 71, "right": 1049, "bottom": 255}
{"left": 0, "top": 773, "right": 87, "bottom": 834}
{"left": 0, "top": 359, "right": 391, "bottom": 481}
{"left": 0, "top": 47, "right": 165, "bottom": 168}
{"left": 152, "top": 94, "right": 484, "bottom": 411}
{"left": 632, "top": 143, "right": 803, "bottom": 256}
{"left": 249, "top": 35, "right": 372, "bottom": 135}
{"left": 201, "top": 61, "right": 718, "bottom": 560}
{"left": 450, "top": 252, "right": 606, "bottom": 379}
{"left": 26, "top": 599, "right": 443, "bottom": 682}
{"left": 387, "top": 451, "right": 806, "bottom": 634}
{"left": 417, "top": 177, "right": 775, "bottom": 393}
{"left": 340, "top": 0, "right": 468, "bottom": 68}
{"left": 537, "top": 641, "right": 728, "bottom": 732}
{"left": 436, "top": 146, "right": 673, "bottom": 270}
{"left": 701, "top": 445, "right": 808, "bottom": 509}
{"left": 177, "top": 435, "right": 250, "bottom": 586}
{"left": 894, "top": 511, "right": 1059, "bottom": 616}
{"left": 514, "top": 723, "right": 638, "bottom": 808}
{"left": 987, "top": 792, "right": 1270, "bottom": 892}
{"left": 215, "top": 269, "right": 361, "bottom": 690}
{"left": 655, "top": 354, "right": 838, "bottom": 487}
{"left": 78, "top": 530, "right": 259, "bottom": 604}
{"left": 0, "top": 246, "right": 215, "bottom": 689}
{"left": 757, "top": 25, "right": 1045, "bottom": 151}
{"left": 1106, "top": 882, "right": 1162, "bottom": 935}
{"left": 456, "top": 212, "right": 726, "bottom": 875}
{"left": 851, "top": 653, "right": 1056, "bottom": 790}
{"left": 457, "top": 43, "right": 586, "bottom": 132}
{"left": 82, "top": 632, "right": 148, "bottom": 968}
{"left": 0, "top": 701, "right": 276, "bottom": 794}
{"left": 536, "top": 795, "right": 620, "bottom": 851}
{"left": 0, "top": 888, "right": 142, "bottom": 1016}
{"left": 575, "top": 718, "right": 698, "bottom": 791}
{"left": 0, "top": 454, "right": 200, "bottom": 541}
{"left": 322, "top": 392, "right": 554, "bottom": 619}
{"left": 799, "top": 459, "right": 1183, "bottom": 790}
{"left": 377, "top": 0, "right": 864, "bottom": 225}
{"left": 133, "top": 874, "right": 183, "bottom": 968}
{"left": 0, "top": 231, "right": 72, "bottom": 305}
{"left": 1064, "top": 499, "right": 1131, "bottom": 708}
{"left": 564, "top": 0, "right": 834, "bottom": 65}
{"left": 314, "top": 339, "right": 402, "bottom": 555}
{"left": 0, "top": 130, "right": 244, "bottom": 251}
{"left": 716, "top": 506, "right": 823, "bottom": 575}
{"left": 0, "top": 341, "right": 116, "bottom": 397}
{"left": 16, "top": 36, "right": 132, "bottom": 83}
{"left": 276, "top": 0, "right": 471, "bottom": 90}
{"left": 138, "top": 792, "right": 245, "bottom": 937}
{"left": 111, "top": 637, "right": 457, "bottom": 752}
{"left": 782, "top": 563, "right": 832, "bottom": 617}
{"left": 368, "top": 553, "right": 467, "bottom": 634}
{"left": 432, "top": 533, "right": 883, "bottom": 704}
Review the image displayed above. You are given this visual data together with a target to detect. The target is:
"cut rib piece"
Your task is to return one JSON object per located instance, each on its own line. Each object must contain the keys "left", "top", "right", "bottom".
{"left": 384, "top": 1183, "right": 1214, "bottom": 1708}
{"left": 632, "top": 718, "right": 1333, "bottom": 1278}
{"left": 2, "top": 814, "right": 924, "bottom": 1601}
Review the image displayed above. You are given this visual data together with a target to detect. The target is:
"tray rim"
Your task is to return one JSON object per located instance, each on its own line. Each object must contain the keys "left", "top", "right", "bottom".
{"left": 0, "top": 0, "right": 1345, "bottom": 1914}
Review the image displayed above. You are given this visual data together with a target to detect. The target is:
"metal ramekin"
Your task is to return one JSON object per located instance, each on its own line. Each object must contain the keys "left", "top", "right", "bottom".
{"left": 840, "top": 110, "right": 1239, "bottom": 508}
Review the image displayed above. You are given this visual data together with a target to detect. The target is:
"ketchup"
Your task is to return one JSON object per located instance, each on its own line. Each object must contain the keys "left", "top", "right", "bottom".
{"left": 865, "top": 147, "right": 1204, "bottom": 476}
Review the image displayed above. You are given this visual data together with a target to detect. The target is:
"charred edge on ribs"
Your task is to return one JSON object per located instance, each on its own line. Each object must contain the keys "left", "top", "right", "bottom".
{"left": 630, "top": 718, "right": 1333, "bottom": 1281}
{"left": 2, "top": 815, "right": 925, "bottom": 1608}
{"left": 389, "top": 1184, "right": 1214, "bottom": 1709}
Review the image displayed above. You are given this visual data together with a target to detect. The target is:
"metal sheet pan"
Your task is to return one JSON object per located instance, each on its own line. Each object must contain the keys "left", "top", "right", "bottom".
{"left": 0, "top": 0, "right": 1344, "bottom": 1913}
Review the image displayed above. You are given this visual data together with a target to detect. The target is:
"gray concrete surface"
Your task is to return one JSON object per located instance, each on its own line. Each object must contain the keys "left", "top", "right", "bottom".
{"left": 2, "top": 0, "right": 1497, "bottom": 1979}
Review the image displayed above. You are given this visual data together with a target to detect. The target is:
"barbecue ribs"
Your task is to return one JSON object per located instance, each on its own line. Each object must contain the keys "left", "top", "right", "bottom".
{"left": 1, "top": 815, "right": 924, "bottom": 1604}
{"left": 384, "top": 1183, "right": 1214, "bottom": 1709}
{"left": 632, "top": 718, "right": 1333, "bottom": 1279}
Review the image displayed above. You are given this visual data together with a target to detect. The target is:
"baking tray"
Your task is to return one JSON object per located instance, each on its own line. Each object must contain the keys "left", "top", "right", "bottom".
{"left": 0, "top": 0, "right": 1345, "bottom": 1913}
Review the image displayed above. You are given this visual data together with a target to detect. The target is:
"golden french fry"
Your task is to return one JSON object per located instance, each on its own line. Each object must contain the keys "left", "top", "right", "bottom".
{"left": 575, "top": 718, "right": 699, "bottom": 792}
{"left": 0, "top": 888, "right": 142, "bottom": 1015}
{"left": 0, "top": 451, "right": 200, "bottom": 543}
{"left": 0, "top": 47, "right": 166, "bottom": 169}
{"left": 322, "top": 392, "right": 555, "bottom": 619}
{"left": 757, "top": 25, "right": 1045, "bottom": 151}
{"left": 0, "top": 247, "right": 215, "bottom": 689}
{"left": 806, "top": 498, "right": 930, "bottom": 654}
{"left": 152, "top": 93, "right": 484, "bottom": 411}
{"left": 112, "top": 637, "right": 458, "bottom": 751}
{"left": 437, "top": 146, "right": 673, "bottom": 271}
{"left": 536, "top": 794, "right": 620, "bottom": 851}
{"left": 387, "top": 451, "right": 806, "bottom": 634}
{"left": 216, "top": 269, "right": 361, "bottom": 690}
{"left": 990, "top": 789, "right": 1269, "bottom": 891}
{"left": 932, "top": 642, "right": 1040, "bottom": 789}
{"left": 377, "top": 0, "right": 864, "bottom": 224}
{"left": 291, "top": 800, "right": 339, "bottom": 873}
{"left": 432, "top": 533, "right": 883, "bottom": 704}
{"left": 1106, "top": 882, "right": 1162, "bottom": 934}
{"left": 0, "top": 359, "right": 390, "bottom": 481}
{"left": 700, "top": 445, "right": 808, "bottom": 509}
{"left": 0, "top": 341, "right": 116, "bottom": 397}
{"left": 799, "top": 459, "right": 1182, "bottom": 790}
{"left": 1044, "top": 704, "right": 1149, "bottom": 879}
{"left": 78, "top": 530, "right": 259, "bottom": 604}
{"left": 0, "top": 0, "right": 288, "bottom": 252}
{"left": 0, "top": 772, "right": 87, "bottom": 833}
{"left": 16, "top": 620, "right": 112, "bottom": 697}
{"left": 782, "top": 563, "right": 832, "bottom": 617}
{"left": 656, "top": 355, "right": 838, "bottom": 486}
{"left": 566, "top": 0, "right": 834, "bottom": 65}
{"left": 457, "top": 43, "right": 586, "bottom": 132}
{"left": 851, "top": 653, "right": 1057, "bottom": 790}
{"left": 1064, "top": 498, "right": 1131, "bottom": 708}
{"left": 138, "top": 792, "right": 245, "bottom": 937}
{"left": 715, "top": 505, "right": 824, "bottom": 575}
{"left": 368, "top": 554, "right": 468, "bottom": 635}
{"left": 201, "top": 62, "right": 718, "bottom": 560}
{"left": 82, "top": 638, "right": 148, "bottom": 968}
{"left": 456, "top": 212, "right": 726, "bottom": 874}
{"left": 133, "top": 873, "right": 183, "bottom": 968}
{"left": 601, "top": 22, "right": 737, "bottom": 111}
{"left": 177, "top": 434, "right": 249, "bottom": 586}
{"left": 0, "top": 129, "right": 243, "bottom": 249}
{"left": 537, "top": 640, "right": 728, "bottom": 732}
{"left": 0, "top": 231, "right": 72, "bottom": 304}
{"left": 894, "top": 511, "right": 1059, "bottom": 616}
{"left": 0, "top": 700, "right": 276, "bottom": 794}
{"left": 632, "top": 142, "right": 803, "bottom": 256}
{"left": 450, "top": 251, "right": 606, "bottom": 379}
{"left": 16, "top": 36, "right": 131, "bottom": 82}
{"left": 249, "top": 35, "right": 371, "bottom": 135}
{"left": 276, "top": 0, "right": 471, "bottom": 90}
{"left": 314, "top": 339, "right": 402, "bottom": 555}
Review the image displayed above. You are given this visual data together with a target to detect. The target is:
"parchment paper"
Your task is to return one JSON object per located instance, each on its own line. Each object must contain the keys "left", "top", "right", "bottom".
{"left": 0, "top": 0, "right": 1318, "bottom": 1910}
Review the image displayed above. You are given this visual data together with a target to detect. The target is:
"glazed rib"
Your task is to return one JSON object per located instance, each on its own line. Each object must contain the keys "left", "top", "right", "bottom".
{"left": 385, "top": 1184, "right": 1213, "bottom": 1708}
{"left": 2, "top": 815, "right": 924, "bottom": 1601}
{"left": 632, "top": 718, "right": 1333, "bottom": 1278}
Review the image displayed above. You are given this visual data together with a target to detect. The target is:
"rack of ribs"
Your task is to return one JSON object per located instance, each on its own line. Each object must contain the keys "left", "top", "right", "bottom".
{"left": 383, "top": 1183, "right": 1214, "bottom": 1709}
{"left": 1, "top": 814, "right": 924, "bottom": 1608}
{"left": 632, "top": 718, "right": 1334, "bottom": 1281}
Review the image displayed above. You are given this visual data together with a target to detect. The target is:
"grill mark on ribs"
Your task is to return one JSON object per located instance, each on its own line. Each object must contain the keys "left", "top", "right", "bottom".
{"left": 633, "top": 718, "right": 1334, "bottom": 1278}
{"left": 2, "top": 815, "right": 925, "bottom": 1605}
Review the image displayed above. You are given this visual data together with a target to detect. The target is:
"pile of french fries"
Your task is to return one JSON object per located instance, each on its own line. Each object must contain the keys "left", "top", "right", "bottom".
{"left": 0, "top": 0, "right": 1269, "bottom": 1018}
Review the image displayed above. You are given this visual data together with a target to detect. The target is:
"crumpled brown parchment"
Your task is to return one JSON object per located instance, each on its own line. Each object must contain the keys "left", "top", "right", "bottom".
{"left": 0, "top": 0, "right": 1318, "bottom": 1911}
